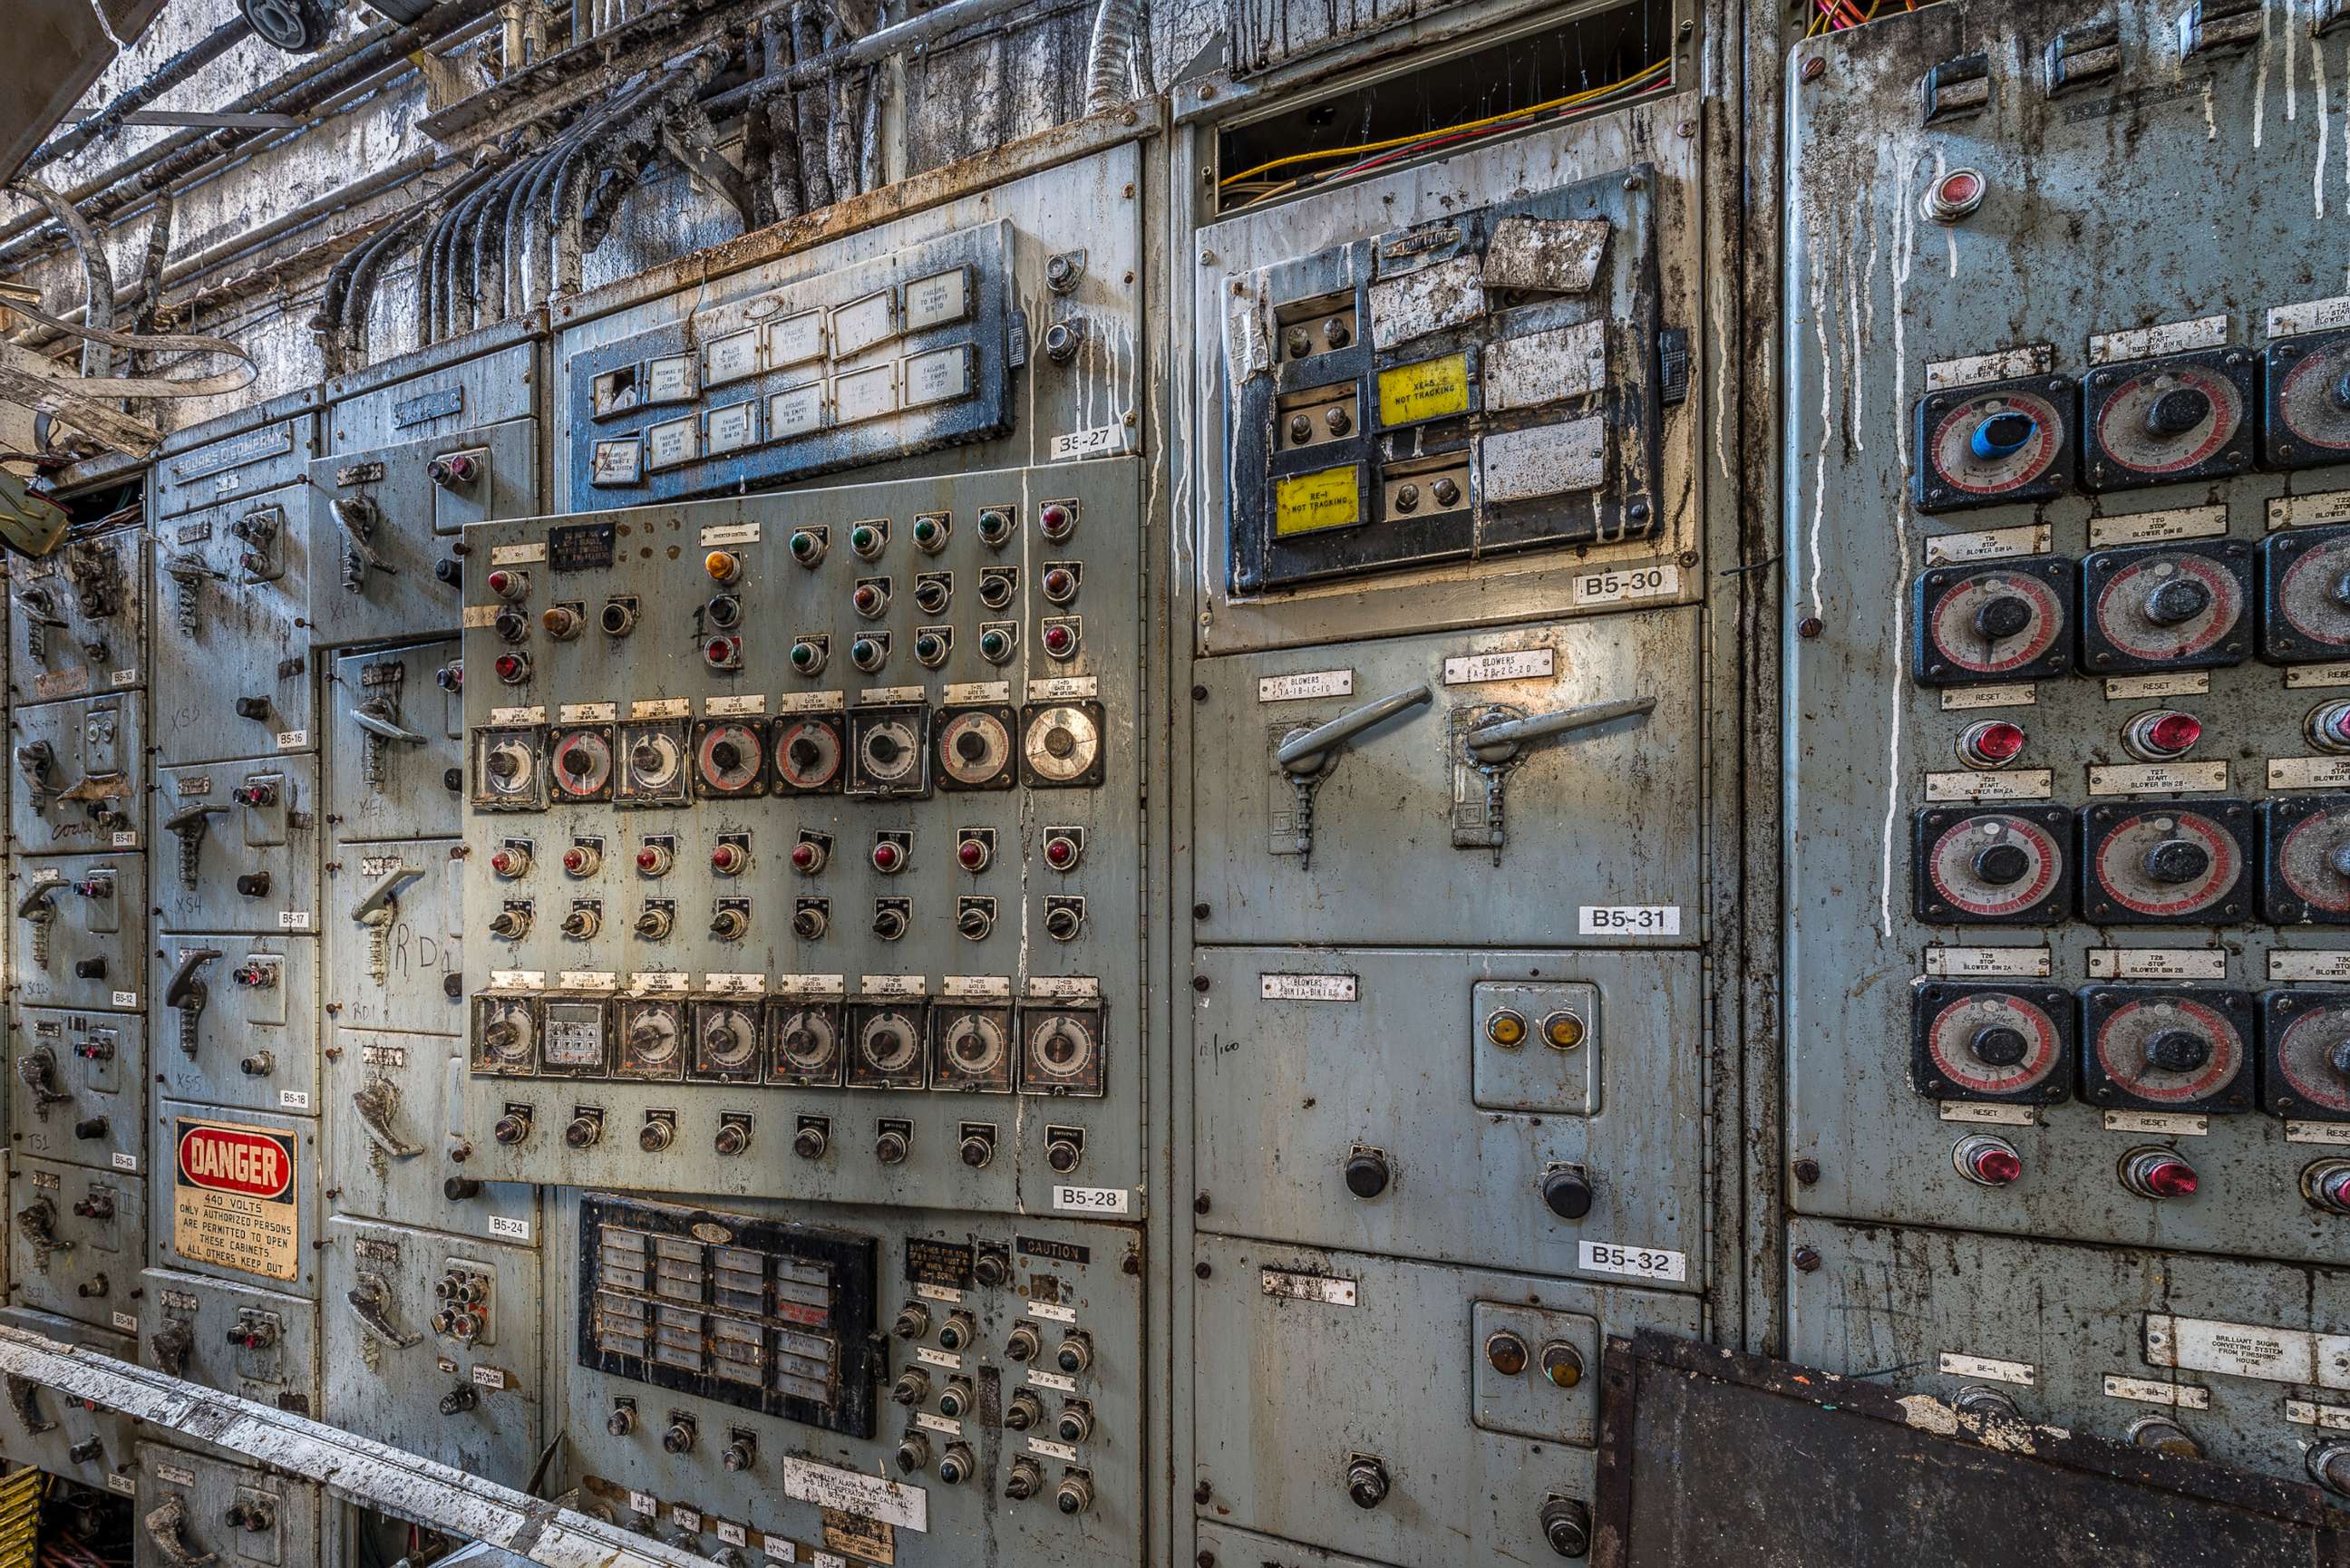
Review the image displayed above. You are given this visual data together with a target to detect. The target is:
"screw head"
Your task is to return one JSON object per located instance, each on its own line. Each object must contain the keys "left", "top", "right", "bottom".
{"left": 1792, "top": 1157, "right": 1821, "bottom": 1186}
{"left": 1792, "top": 1244, "right": 1823, "bottom": 1273}
{"left": 1193, "top": 903, "right": 1211, "bottom": 920}
{"left": 1195, "top": 1261, "right": 1213, "bottom": 1279}
{"left": 1192, "top": 974, "right": 1211, "bottom": 992}
{"left": 1194, "top": 1191, "right": 1211, "bottom": 1214}
{"left": 1801, "top": 55, "right": 1826, "bottom": 81}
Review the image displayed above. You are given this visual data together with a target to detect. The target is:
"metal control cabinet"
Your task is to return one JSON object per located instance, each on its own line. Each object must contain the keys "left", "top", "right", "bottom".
{"left": 452, "top": 460, "right": 1146, "bottom": 1215}
{"left": 1783, "top": 0, "right": 2350, "bottom": 1500}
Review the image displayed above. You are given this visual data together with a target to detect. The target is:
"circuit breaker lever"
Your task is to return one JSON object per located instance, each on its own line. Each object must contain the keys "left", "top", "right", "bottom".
{"left": 142, "top": 1495, "right": 216, "bottom": 1568}
{"left": 164, "top": 949, "right": 224, "bottom": 1011}
{"left": 351, "top": 1079, "right": 424, "bottom": 1159}
{"left": 1272, "top": 683, "right": 1434, "bottom": 866}
{"left": 349, "top": 702, "right": 425, "bottom": 744}
{"left": 1462, "top": 694, "right": 1656, "bottom": 762}
{"left": 345, "top": 1269, "right": 422, "bottom": 1349}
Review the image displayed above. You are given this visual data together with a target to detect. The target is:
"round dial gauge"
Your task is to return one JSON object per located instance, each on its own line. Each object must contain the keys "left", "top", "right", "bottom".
{"left": 2087, "top": 808, "right": 2243, "bottom": 920}
{"left": 696, "top": 1004, "right": 760, "bottom": 1073}
{"left": 1024, "top": 1013, "right": 1099, "bottom": 1086}
{"left": 695, "top": 722, "right": 762, "bottom": 794}
{"left": 2271, "top": 1002, "right": 2350, "bottom": 1117}
{"left": 626, "top": 728, "right": 685, "bottom": 792}
{"left": 858, "top": 1010, "right": 924, "bottom": 1076}
{"left": 937, "top": 710, "right": 1013, "bottom": 786}
{"left": 1928, "top": 388, "right": 2069, "bottom": 500}
{"left": 773, "top": 719, "right": 843, "bottom": 791}
{"left": 481, "top": 736, "right": 538, "bottom": 799}
{"left": 479, "top": 1002, "right": 535, "bottom": 1069}
{"left": 2091, "top": 995, "right": 2245, "bottom": 1105}
{"left": 2093, "top": 362, "right": 2245, "bottom": 478}
{"left": 2271, "top": 532, "right": 2350, "bottom": 655}
{"left": 940, "top": 1011, "right": 1010, "bottom": 1079}
{"left": 2276, "top": 803, "right": 2350, "bottom": 918}
{"left": 2091, "top": 552, "right": 2244, "bottom": 664}
{"left": 1923, "top": 568, "right": 2066, "bottom": 679}
{"left": 1918, "top": 988, "right": 2065, "bottom": 1099}
{"left": 550, "top": 729, "right": 613, "bottom": 798}
{"left": 621, "top": 1002, "right": 682, "bottom": 1072}
{"left": 1923, "top": 811, "right": 2066, "bottom": 921}
{"left": 859, "top": 717, "right": 923, "bottom": 786}
{"left": 2274, "top": 336, "right": 2350, "bottom": 460}
{"left": 1024, "top": 705, "right": 1101, "bottom": 783}
{"left": 774, "top": 1007, "right": 840, "bottom": 1077}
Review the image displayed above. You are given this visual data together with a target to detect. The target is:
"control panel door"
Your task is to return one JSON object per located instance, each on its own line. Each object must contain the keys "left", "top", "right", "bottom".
{"left": 325, "top": 641, "right": 465, "bottom": 843}
{"left": 136, "top": 1267, "right": 323, "bottom": 1422}
{"left": 0, "top": 1306, "right": 139, "bottom": 1493}
{"left": 12, "top": 1004, "right": 144, "bottom": 1174}
{"left": 8, "top": 1157, "right": 146, "bottom": 1331}
{"left": 321, "top": 1215, "right": 543, "bottom": 1485}
{"left": 154, "top": 755, "right": 322, "bottom": 934}
{"left": 325, "top": 1028, "right": 536, "bottom": 1237}
{"left": 9, "top": 692, "right": 145, "bottom": 854}
{"left": 1190, "top": 1234, "right": 1697, "bottom": 1567}
{"left": 324, "top": 838, "right": 462, "bottom": 1034}
{"left": 8, "top": 527, "right": 149, "bottom": 705}
{"left": 152, "top": 934, "right": 319, "bottom": 1117}
{"left": 135, "top": 1440, "right": 322, "bottom": 1567}
{"left": 11, "top": 851, "right": 146, "bottom": 1012}
{"left": 151, "top": 484, "right": 315, "bottom": 765}
{"left": 1192, "top": 947, "right": 1699, "bottom": 1288}
{"left": 1192, "top": 609, "right": 1700, "bottom": 947}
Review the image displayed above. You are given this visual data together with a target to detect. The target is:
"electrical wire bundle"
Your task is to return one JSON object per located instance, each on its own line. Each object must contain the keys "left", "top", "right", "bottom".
{"left": 1218, "top": 57, "right": 1674, "bottom": 208}
{"left": 1804, "top": 0, "right": 1925, "bottom": 37}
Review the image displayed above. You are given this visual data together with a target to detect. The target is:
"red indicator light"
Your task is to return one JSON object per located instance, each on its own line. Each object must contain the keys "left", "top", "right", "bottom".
{"left": 872, "top": 842, "right": 903, "bottom": 873}
{"left": 957, "top": 839, "right": 988, "bottom": 870}
{"left": 2149, "top": 713, "right": 2202, "bottom": 751}
{"left": 1958, "top": 720, "right": 2025, "bottom": 768}
{"left": 791, "top": 843, "right": 821, "bottom": 872}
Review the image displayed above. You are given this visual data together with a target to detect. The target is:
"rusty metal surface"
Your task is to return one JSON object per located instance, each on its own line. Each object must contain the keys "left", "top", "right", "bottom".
{"left": 1596, "top": 1328, "right": 2350, "bottom": 1568}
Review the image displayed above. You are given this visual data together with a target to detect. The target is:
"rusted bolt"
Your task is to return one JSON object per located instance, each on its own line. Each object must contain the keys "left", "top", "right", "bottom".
{"left": 1192, "top": 903, "right": 1211, "bottom": 921}
{"left": 1192, "top": 684, "right": 1209, "bottom": 701}
{"left": 1122, "top": 1253, "right": 1141, "bottom": 1275}
{"left": 1199, "top": 250, "right": 1216, "bottom": 266}
{"left": 1792, "top": 1157, "right": 1821, "bottom": 1186}
{"left": 1194, "top": 1484, "right": 1212, "bottom": 1507}
{"left": 1196, "top": 1550, "right": 1215, "bottom": 1567}
{"left": 1195, "top": 1261, "right": 1213, "bottom": 1279}
{"left": 1801, "top": 56, "right": 1826, "bottom": 82}
{"left": 1192, "top": 975, "right": 1210, "bottom": 992}
{"left": 1792, "top": 1244, "right": 1823, "bottom": 1273}
{"left": 1199, "top": 82, "right": 1216, "bottom": 99}
{"left": 1676, "top": 121, "right": 1695, "bottom": 139}
{"left": 1678, "top": 549, "right": 1699, "bottom": 567}
{"left": 1194, "top": 1191, "right": 1211, "bottom": 1215}
{"left": 1798, "top": 616, "right": 1824, "bottom": 639}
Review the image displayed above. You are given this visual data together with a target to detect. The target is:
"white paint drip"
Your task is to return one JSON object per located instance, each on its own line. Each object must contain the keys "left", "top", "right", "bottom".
{"left": 2288, "top": 0, "right": 2301, "bottom": 124}
{"left": 2206, "top": 80, "right": 2219, "bottom": 141}
{"left": 2255, "top": 0, "right": 2273, "bottom": 150}
{"left": 1933, "top": 146, "right": 1957, "bottom": 278}
{"left": 2341, "top": 42, "right": 2349, "bottom": 212}
{"left": 1807, "top": 238, "right": 1830, "bottom": 622}
{"left": 1881, "top": 150, "right": 1921, "bottom": 942}
{"left": 2319, "top": 32, "right": 2333, "bottom": 221}
{"left": 1711, "top": 268, "right": 1732, "bottom": 482}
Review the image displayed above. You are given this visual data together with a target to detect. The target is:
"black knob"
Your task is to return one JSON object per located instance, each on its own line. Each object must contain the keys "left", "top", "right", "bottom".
{"left": 723, "top": 1439, "right": 754, "bottom": 1473}
{"left": 443, "top": 767, "right": 463, "bottom": 792}
{"left": 73, "top": 1117, "right": 107, "bottom": 1140}
{"left": 72, "top": 958, "right": 104, "bottom": 980}
{"left": 2330, "top": 1039, "right": 2350, "bottom": 1079}
{"left": 959, "top": 1133, "right": 993, "bottom": 1169}
{"left": 492, "top": 1114, "right": 529, "bottom": 1146}
{"left": 1046, "top": 1136, "right": 1083, "bottom": 1174}
{"left": 715, "top": 1121, "right": 750, "bottom": 1157}
{"left": 661, "top": 1420, "right": 694, "bottom": 1455}
{"left": 236, "top": 873, "right": 270, "bottom": 897}
{"left": 439, "top": 1385, "right": 479, "bottom": 1415}
{"left": 66, "top": 1437, "right": 101, "bottom": 1463}
{"left": 606, "top": 1405, "right": 636, "bottom": 1437}
{"left": 2141, "top": 837, "right": 2211, "bottom": 885}
{"left": 1343, "top": 1150, "right": 1391, "bottom": 1198}
{"left": 793, "top": 1123, "right": 829, "bottom": 1159}
{"left": 442, "top": 1176, "right": 482, "bottom": 1201}
{"left": 563, "top": 1115, "right": 600, "bottom": 1149}
{"left": 1972, "top": 595, "right": 2033, "bottom": 643}
{"left": 1541, "top": 1167, "right": 1595, "bottom": 1220}
{"left": 972, "top": 1250, "right": 1009, "bottom": 1289}
{"left": 1345, "top": 1457, "right": 1390, "bottom": 1509}
{"left": 2144, "top": 385, "right": 2211, "bottom": 440}
{"left": 234, "top": 697, "right": 270, "bottom": 721}
{"left": 434, "top": 557, "right": 463, "bottom": 586}
{"left": 711, "top": 740, "right": 742, "bottom": 771}
{"left": 1969, "top": 1026, "right": 2027, "bottom": 1068}
{"left": 2330, "top": 841, "right": 2350, "bottom": 881}
{"left": 876, "top": 1128, "right": 909, "bottom": 1165}
{"left": 1541, "top": 1496, "right": 1593, "bottom": 1558}
{"left": 2145, "top": 1029, "right": 2211, "bottom": 1073}
{"left": 2142, "top": 576, "right": 2212, "bottom": 627}
{"left": 957, "top": 730, "right": 988, "bottom": 762}
{"left": 1972, "top": 843, "right": 2031, "bottom": 886}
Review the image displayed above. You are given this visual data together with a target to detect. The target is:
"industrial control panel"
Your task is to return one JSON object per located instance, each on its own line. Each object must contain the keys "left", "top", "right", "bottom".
{"left": 1785, "top": 0, "right": 2350, "bottom": 1501}
{"left": 452, "top": 457, "right": 1142, "bottom": 1215}
{"left": 1178, "top": 27, "right": 1711, "bottom": 1564}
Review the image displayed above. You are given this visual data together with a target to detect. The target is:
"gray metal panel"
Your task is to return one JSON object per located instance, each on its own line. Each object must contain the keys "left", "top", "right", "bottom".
{"left": 149, "top": 1099, "right": 322, "bottom": 1300}
{"left": 1190, "top": 608, "right": 1701, "bottom": 946}
{"left": 151, "top": 399, "right": 321, "bottom": 522}
{"left": 552, "top": 140, "right": 1146, "bottom": 498}
{"left": 318, "top": 1215, "right": 543, "bottom": 1487}
{"left": 11, "top": 849, "right": 146, "bottom": 1012}
{"left": 452, "top": 460, "right": 1143, "bottom": 1213}
{"left": 12, "top": 1003, "right": 144, "bottom": 1176}
{"left": 153, "top": 755, "right": 322, "bottom": 935}
{"left": 323, "top": 1028, "right": 535, "bottom": 1239}
{"left": 1786, "top": 1218, "right": 2350, "bottom": 1505}
{"left": 323, "top": 642, "right": 466, "bottom": 843}
{"left": 1190, "top": 96, "right": 1706, "bottom": 655}
{"left": 1189, "top": 1233, "right": 1698, "bottom": 1566}
{"left": 328, "top": 341, "right": 541, "bottom": 455}
{"left": 303, "top": 417, "right": 539, "bottom": 649}
{"left": 9, "top": 691, "right": 145, "bottom": 855}
{"left": 151, "top": 480, "right": 317, "bottom": 766}
{"left": 135, "top": 1266, "right": 323, "bottom": 1422}
{"left": 8, "top": 1154, "right": 145, "bottom": 1331}
{"left": 1193, "top": 1522, "right": 1403, "bottom": 1568}
{"left": 1782, "top": 0, "right": 2350, "bottom": 1272}
{"left": 1190, "top": 947, "right": 1701, "bottom": 1288}
{"left": 0, "top": 1307, "right": 140, "bottom": 1495}
{"left": 8, "top": 525, "right": 150, "bottom": 705}
{"left": 322, "top": 839, "right": 463, "bottom": 1036}
{"left": 136, "top": 1440, "right": 324, "bottom": 1568}
{"left": 151, "top": 934, "right": 319, "bottom": 1118}
{"left": 551, "top": 1194, "right": 1143, "bottom": 1567}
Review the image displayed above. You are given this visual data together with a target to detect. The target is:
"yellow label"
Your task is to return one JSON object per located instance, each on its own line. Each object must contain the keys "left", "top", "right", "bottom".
{"left": 1274, "top": 465, "right": 1363, "bottom": 537}
{"left": 1377, "top": 353, "right": 1471, "bottom": 426}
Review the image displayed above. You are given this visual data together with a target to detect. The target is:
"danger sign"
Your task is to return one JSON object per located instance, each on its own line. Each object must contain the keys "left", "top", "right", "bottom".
{"left": 172, "top": 1118, "right": 299, "bottom": 1282}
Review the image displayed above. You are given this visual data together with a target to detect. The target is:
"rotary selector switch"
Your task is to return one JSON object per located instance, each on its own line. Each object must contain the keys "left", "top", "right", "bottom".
{"left": 618, "top": 1000, "right": 684, "bottom": 1079}
{"left": 1023, "top": 703, "right": 1104, "bottom": 786}
{"left": 472, "top": 999, "right": 537, "bottom": 1073}
{"left": 2081, "top": 986, "right": 2253, "bottom": 1112}
{"left": 1022, "top": 1008, "right": 1103, "bottom": 1095}
{"left": 852, "top": 1009, "right": 926, "bottom": 1088}
{"left": 548, "top": 727, "right": 614, "bottom": 801}
{"left": 1913, "top": 376, "right": 2076, "bottom": 512}
{"left": 694, "top": 1002, "right": 762, "bottom": 1081}
{"left": 937, "top": 708, "right": 1016, "bottom": 789}
{"left": 2082, "top": 350, "right": 2255, "bottom": 491}
{"left": 773, "top": 718, "right": 844, "bottom": 794}
{"left": 1910, "top": 560, "right": 2073, "bottom": 684}
{"left": 2261, "top": 797, "right": 2350, "bottom": 923}
{"left": 617, "top": 722, "right": 688, "bottom": 806}
{"left": 476, "top": 731, "right": 544, "bottom": 809}
{"left": 855, "top": 712, "right": 925, "bottom": 793}
{"left": 1913, "top": 807, "right": 2073, "bottom": 924}
{"left": 2080, "top": 541, "right": 2250, "bottom": 672}
{"left": 937, "top": 1009, "right": 1012, "bottom": 1089}
{"left": 2258, "top": 992, "right": 2350, "bottom": 1120}
{"left": 2260, "top": 523, "right": 2350, "bottom": 662}
{"left": 2266, "top": 328, "right": 2350, "bottom": 469}
{"left": 2081, "top": 802, "right": 2253, "bottom": 924}
{"left": 693, "top": 721, "right": 763, "bottom": 799}
{"left": 1909, "top": 983, "right": 2073, "bottom": 1105}
{"left": 771, "top": 1004, "right": 843, "bottom": 1086}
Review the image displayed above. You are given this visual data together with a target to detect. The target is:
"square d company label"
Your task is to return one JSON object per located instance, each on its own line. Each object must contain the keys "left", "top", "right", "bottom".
{"left": 172, "top": 1117, "right": 300, "bottom": 1282}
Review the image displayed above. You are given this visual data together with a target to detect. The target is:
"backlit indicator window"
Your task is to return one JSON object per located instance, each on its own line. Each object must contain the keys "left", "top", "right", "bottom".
{"left": 705, "top": 402, "right": 757, "bottom": 455}
{"left": 904, "top": 346, "right": 975, "bottom": 409}
{"left": 832, "top": 290, "right": 898, "bottom": 359}
{"left": 833, "top": 363, "right": 899, "bottom": 425}
{"left": 765, "top": 310, "right": 826, "bottom": 367}
{"left": 1274, "top": 464, "right": 1364, "bottom": 537}
{"left": 646, "top": 417, "right": 697, "bottom": 470}
{"left": 905, "top": 267, "right": 972, "bottom": 332}
{"left": 646, "top": 353, "right": 696, "bottom": 403}
{"left": 589, "top": 439, "right": 642, "bottom": 487}
{"left": 703, "top": 329, "right": 761, "bottom": 386}
{"left": 770, "top": 382, "right": 825, "bottom": 439}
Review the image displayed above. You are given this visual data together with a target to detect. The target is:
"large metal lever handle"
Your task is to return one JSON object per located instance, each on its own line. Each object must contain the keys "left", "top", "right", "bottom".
{"left": 1276, "top": 684, "right": 1434, "bottom": 775}
{"left": 163, "top": 948, "right": 224, "bottom": 1010}
{"left": 349, "top": 702, "right": 424, "bottom": 744}
{"left": 1466, "top": 695, "right": 1656, "bottom": 762}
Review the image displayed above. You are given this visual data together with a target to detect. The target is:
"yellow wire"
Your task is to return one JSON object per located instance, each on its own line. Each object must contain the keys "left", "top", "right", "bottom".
{"left": 1218, "top": 58, "right": 1671, "bottom": 189}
